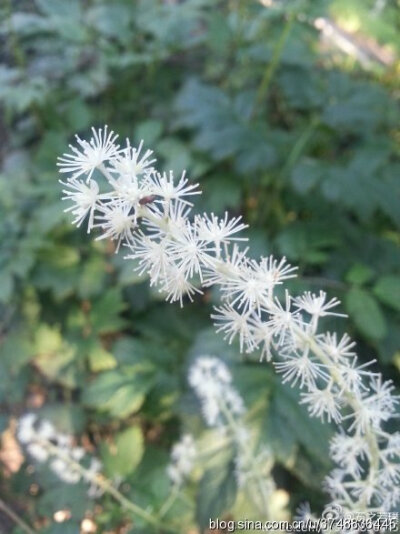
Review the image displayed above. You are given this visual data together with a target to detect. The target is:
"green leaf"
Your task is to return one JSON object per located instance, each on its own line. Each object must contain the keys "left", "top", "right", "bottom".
{"left": 83, "top": 367, "right": 155, "bottom": 418}
{"left": 90, "top": 288, "right": 128, "bottom": 334}
{"left": 264, "top": 379, "right": 333, "bottom": 473}
{"left": 77, "top": 256, "right": 108, "bottom": 299}
{"left": 0, "top": 270, "right": 14, "bottom": 302}
{"left": 345, "top": 288, "right": 387, "bottom": 340}
{"left": 196, "top": 452, "right": 237, "bottom": 529}
{"left": 36, "top": 0, "right": 81, "bottom": 20}
{"left": 38, "top": 484, "right": 89, "bottom": 520}
{"left": 291, "top": 158, "right": 324, "bottom": 194}
{"left": 373, "top": 275, "right": 400, "bottom": 311}
{"left": 39, "top": 404, "right": 87, "bottom": 434}
{"left": 88, "top": 341, "right": 117, "bottom": 372}
{"left": 64, "top": 99, "right": 92, "bottom": 131}
{"left": 0, "top": 330, "right": 32, "bottom": 372}
{"left": 101, "top": 426, "right": 144, "bottom": 477}
{"left": 34, "top": 325, "right": 80, "bottom": 388}
{"left": 112, "top": 337, "right": 148, "bottom": 366}
{"left": 135, "top": 119, "right": 163, "bottom": 145}
{"left": 345, "top": 264, "right": 375, "bottom": 285}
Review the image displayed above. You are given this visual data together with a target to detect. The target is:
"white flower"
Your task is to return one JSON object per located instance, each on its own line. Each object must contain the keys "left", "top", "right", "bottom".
{"left": 38, "top": 420, "right": 56, "bottom": 441}
{"left": 330, "top": 433, "right": 369, "bottom": 477}
{"left": 59, "top": 127, "right": 400, "bottom": 515}
{"left": 195, "top": 212, "right": 248, "bottom": 253}
{"left": 18, "top": 413, "right": 37, "bottom": 444}
{"left": 165, "top": 223, "right": 210, "bottom": 282}
{"left": 294, "top": 291, "right": 346, "bottom": 318}
{"left": 235, "top": 447, "right": 273, "bottom": 488}
{"left": 57, "top": 125, "right": 120, "bottom": 181}
{"left": 347, "top": 475, "right": 382, "bottom": 506}
{"left": 110, "top": 140, "right": 155, "bottom": 179}
{"left": 252, "top": 255, "right": 297, "bottom": 288}
{"left": 188, "top": 356, "right": 244, "bottom": 427}
{"left": 125, "top": 233, "right": 171, "bottom": 284}
{"left": 266, "top": 291, "right": 302, "bottom": 346}
{"left": 336, "top": 357, "right": 377, "bottom": 394}
{"left": 323, "top": 468, "right": 350, "bottom": 503}
{"left": 219, "top": 263, "right": 269, "bottom": 312}
{"left": 345, "top": 377, "right": 398, "bottom": 432}
{"left": 161, "top": 265, "right": 203, "bottom": 307}
{"left": 379, "top": 460, "right": 400, "bottom": 485}
{"left": 188, "top": 356, "right": 231, "bottom": 392}
{"left": 71, "top": 447, "right": 86, "bottom": 462}
{"left": 295, "top": 502, "right": 315, "bottom": 521}
{"left": 211, "top": 304, "right": 252, "bottom": 351}
{"left": 50, "top": 458, "right": 81, "bottom": 484}
{"left": 27, "top": 443, "right": 49, "bottom": 462}
{"left": 316, "top": 332, "right": 356, "bottom": 363}
{"left": 151, "top": 170, "right": 200, "bottom": 206}
{"left": 274, "top": 351, "right": 329, "bottom": 389}
{"left": 17, "top": 414, "right": 102, "bottom": 493}
{"left": 167, "top": 434, "right": 196, "bottom": 486}
{"left": 60, "top": 178, "right": 100, "bottom": 231}
{"left": 108, "top": 173, "right": 151, "bottom": 208}
{"left": 95, "top": 201, "right": 137, "bottom": 252}
{"left": 300, "top": 383, "right": 342, "bottom": 423}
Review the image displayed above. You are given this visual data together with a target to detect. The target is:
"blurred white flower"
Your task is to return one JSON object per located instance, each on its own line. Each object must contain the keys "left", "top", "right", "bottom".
{"left": 167, "top": 434, "right": 196, "bottom": 486}
{"left": 188, "top": 356, "right": 244, "bottom": 427}
{"left": 300, "top": 383, "right": 342, "bottom": 423}
{"left": 17, "top": 413, "right": 102, "bottom": 495}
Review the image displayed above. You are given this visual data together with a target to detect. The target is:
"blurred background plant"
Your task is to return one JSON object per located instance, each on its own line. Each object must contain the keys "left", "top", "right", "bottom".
{"left": 0, "top": 0, "right": 399, "bottom": 532}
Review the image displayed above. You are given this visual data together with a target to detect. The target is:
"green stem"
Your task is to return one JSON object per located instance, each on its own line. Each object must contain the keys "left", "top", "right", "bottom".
{"left": 251, "top": 14, "right": 295, "bottom": 119}
{"left": 0, "top": 498, "right": 36, "bottom": 534}
{"left": 280, "top": 116, "right": 320, "bottom": 179}
{"left": 4, "top": 0, "right": 26, "bottom": 69}
{"left": 39, "top": 440, "right": 177, "bottom": 533}
{"left": 158, "top": 484, "right": 180, "bottom": 518}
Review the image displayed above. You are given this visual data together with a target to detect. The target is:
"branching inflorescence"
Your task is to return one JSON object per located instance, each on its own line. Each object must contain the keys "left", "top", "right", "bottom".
{"left": 58, "top": 126, "right": 400, "bottom": 520}
{"left": 18, "top": 413, "right": 102, "bottom": 495}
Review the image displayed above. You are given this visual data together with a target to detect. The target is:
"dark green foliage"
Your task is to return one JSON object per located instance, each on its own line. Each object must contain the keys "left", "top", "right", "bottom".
{"left": 0, "top": 0, "right": 399, "bottom": 531}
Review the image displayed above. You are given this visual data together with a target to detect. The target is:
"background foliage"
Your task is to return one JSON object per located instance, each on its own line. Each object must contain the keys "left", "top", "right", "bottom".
{"left": 0, "top": 0, "right": 399, "bottom": 532}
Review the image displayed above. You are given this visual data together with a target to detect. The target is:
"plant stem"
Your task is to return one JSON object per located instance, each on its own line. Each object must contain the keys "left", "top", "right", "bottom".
{"left": 280, "top": 116, "right": 320, "bottom": 179}
{"left": 39, "top": 440, "right": 177, "bottom": 533}
{"left": 251, "top": 14, "right": 295, "bottom": 119}
{"left": 0, "top": 498, "right": 36, "bottom": 534}
{"left": 158, "top": 484, "right": 180, "bottom": 518}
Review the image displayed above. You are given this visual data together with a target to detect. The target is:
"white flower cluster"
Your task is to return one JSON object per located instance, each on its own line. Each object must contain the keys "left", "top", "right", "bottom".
{"left": 166, "top": 434, "right": 197, "bottom": 486}
{"left": 188, "top": 356, "right": 245, "bottom": 427}
{"left": 188, "top": 356, "right": 275, "bottom": 513}
{"left": 59, "top": 127, "right": 400, "bottom": 517}
{"left": 18, "top": 413, "right": 101, "bottom": 492}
